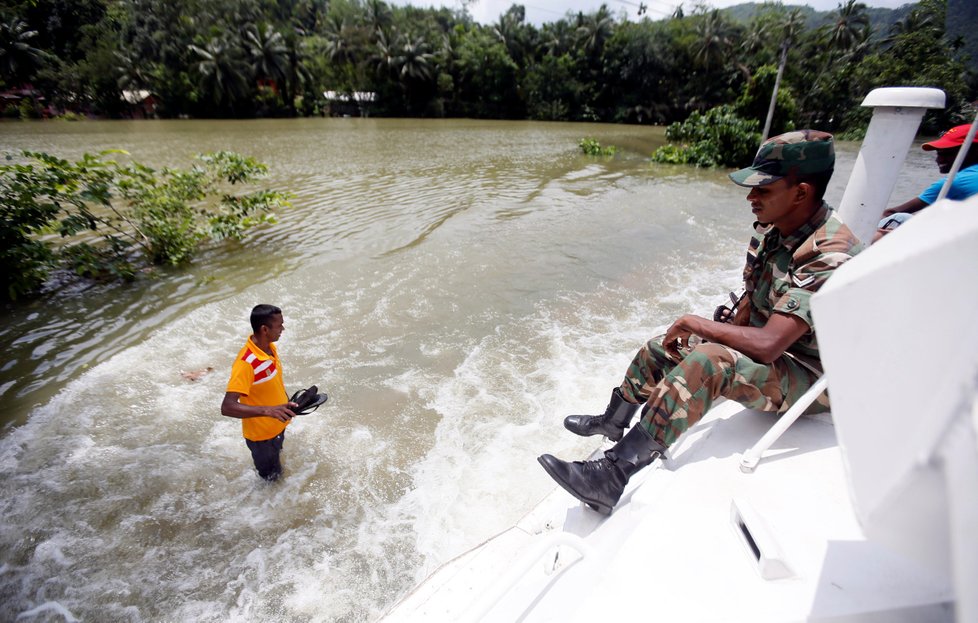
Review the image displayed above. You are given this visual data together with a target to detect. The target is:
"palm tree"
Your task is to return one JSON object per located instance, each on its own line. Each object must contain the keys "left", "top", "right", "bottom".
{"left": 283, "top": 32, "right": 312, "bottom": 116}
{"left": 539, "top": 20, "right": 574, "bottom": 57}
{"left": 244, "top": 24, "right": 289, "bottom": 90}
{"left": 693, "top": 10, "right": 733, "bottom": 71}
{"left": 803, "top": 1, "right": 873, "bottom": 130}
{"left": 395, "top": 36, "right": 435, "bottom": 83}
{"left": 188, "top": 38, "right": 251, "bottom": 113}
{"left": 323, "top": 16, "right": 358, "bottom": 66}
{"left": 575, "top": 5, "right": 614, "bottom": 57}
{"left": 115, "top": 51, "right": 149, "bottom": 93}
{"left": 824, "top": 0, "right": 870, "bottom": 52}
{"left": 383, "top": 34, "right": 436, "bottom": 114}
{"left": 0, "top": 16, "right": 45, "bottom": 85}
{"left": 741, "top": 20, "right": 768, "bottom": 59}
{"left": 436, "top": 32, "right": 454, "bottom": 70}
{"left": 363, "top": 0, "right": 393, "bottom": 35}
{"left": 882, "top": 9, "right": 936, "bottom": 48}
{"left": 761, "top": 9, "right": 805, "bottom": 141}
{"left": 370, "top": 28, "right": 397, "bottom": 77}
{"left": 494, "top": 5, "right": 532, "bottom": 64}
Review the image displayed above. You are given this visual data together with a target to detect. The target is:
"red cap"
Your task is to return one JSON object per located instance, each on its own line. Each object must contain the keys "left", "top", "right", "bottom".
{"left": 922, "top": 124, "right": 978, "bottom": 151}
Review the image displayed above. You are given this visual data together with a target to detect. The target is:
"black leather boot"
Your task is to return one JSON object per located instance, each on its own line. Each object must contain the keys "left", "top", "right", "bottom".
{"left": 563, "top": 388, "right": 639, "bottom": 441}
{"left": 537, "top": 425, "right": 666, "bottom": 515}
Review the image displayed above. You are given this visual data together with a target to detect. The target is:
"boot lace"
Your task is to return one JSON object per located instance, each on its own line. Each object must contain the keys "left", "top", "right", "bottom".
{"left": 575, "top": 458, "right": 618, "bottom": 474}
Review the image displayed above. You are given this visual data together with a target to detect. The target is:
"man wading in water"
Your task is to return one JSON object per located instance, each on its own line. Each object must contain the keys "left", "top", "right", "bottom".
{"left": 538, "top": 130, "right": 862, "bottom": 515}
{"left": 222, "top": 304, "right": 298, "bottom": 481}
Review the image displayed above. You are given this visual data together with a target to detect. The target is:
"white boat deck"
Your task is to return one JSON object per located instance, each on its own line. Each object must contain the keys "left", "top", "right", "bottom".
{"left": 383, "top": 402, "right": 954, "bottom": 622}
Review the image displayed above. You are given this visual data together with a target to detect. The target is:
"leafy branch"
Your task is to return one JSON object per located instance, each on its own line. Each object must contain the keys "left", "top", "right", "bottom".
{"left": 0, "top": 150, "right": 291, "bottom": 300}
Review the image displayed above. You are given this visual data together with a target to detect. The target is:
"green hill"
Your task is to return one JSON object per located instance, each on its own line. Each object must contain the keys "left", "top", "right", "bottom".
{"left": 719, "top": 2, "right": 913, "bottom": 38}
{"left": 946, "top": 0, "right": 977, "bottom": 75}
{"left": 719, "top": 1, "right": 975, "bottom": 72}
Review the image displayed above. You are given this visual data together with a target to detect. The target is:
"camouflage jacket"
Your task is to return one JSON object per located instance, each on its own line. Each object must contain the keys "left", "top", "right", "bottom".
{"left": 743, "top": 202, "right": 862, "bottom": 372}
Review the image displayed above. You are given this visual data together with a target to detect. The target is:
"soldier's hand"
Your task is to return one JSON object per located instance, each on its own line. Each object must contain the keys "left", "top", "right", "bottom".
{"left": 663, "top": 317, "right": 695, "bottom": 361}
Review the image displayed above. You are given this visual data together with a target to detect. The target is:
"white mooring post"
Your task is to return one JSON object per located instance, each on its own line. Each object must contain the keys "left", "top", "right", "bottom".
{"left": 837, "top": 87, "right": 945, "bottom": 245}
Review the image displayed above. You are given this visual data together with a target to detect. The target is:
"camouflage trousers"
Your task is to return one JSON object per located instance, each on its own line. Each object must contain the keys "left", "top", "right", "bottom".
{"left": 619, "top": 338, "right": 821, "bottom": 448}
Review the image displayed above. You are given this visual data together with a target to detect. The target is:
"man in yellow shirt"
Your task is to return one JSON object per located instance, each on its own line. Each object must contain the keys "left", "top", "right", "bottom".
{"left": 222, "top": 304, "right": 297, "bottom": 481}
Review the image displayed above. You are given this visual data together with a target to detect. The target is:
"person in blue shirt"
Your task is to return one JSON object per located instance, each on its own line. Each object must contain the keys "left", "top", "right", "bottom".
{"left": 875, "top": 124, "right": 978, "bottom": 241}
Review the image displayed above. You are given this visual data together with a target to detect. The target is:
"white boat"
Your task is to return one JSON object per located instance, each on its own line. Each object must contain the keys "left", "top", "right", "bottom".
{"left": 380, "top": 87, "right": 978, "bottom": 623}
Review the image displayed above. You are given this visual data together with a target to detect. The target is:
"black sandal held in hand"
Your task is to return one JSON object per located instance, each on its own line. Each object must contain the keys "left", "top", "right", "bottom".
{"left": 289, "top": 385, "right": 329, "bottom": 415}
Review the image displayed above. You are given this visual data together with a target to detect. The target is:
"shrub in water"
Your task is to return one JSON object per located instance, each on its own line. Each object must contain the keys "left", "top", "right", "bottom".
{"left": 579, "top": 138, "right": 618, "bottom": 156}
{"left": 0, "top": 150, "right": 291, "bottom": 300}
{"left": 651, "top": 105, "right": 761, "bottom": 168}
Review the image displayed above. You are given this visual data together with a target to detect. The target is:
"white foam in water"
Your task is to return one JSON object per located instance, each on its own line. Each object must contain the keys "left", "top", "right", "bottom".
{"left": 383, "top": 258, "right": 744, "bottom": 579}
{"left": 15, "top": 602, "right": 80, "bottom": 622}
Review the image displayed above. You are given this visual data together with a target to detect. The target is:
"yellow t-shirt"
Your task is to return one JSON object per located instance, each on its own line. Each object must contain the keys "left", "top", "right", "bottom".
{"left": 226, "top": 337, "right": 290, "bottom": 441}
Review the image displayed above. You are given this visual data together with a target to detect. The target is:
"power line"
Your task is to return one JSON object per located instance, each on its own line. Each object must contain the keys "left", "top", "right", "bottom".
{"left": 645, "top": 0, "right": 682, "bottom": 17}
{"left": 612, "top": 0, "right": 680, "bottom": 18}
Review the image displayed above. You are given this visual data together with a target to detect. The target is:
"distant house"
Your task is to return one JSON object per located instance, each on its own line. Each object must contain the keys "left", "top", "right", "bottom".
{"left": 121, "top": 90, "right": 158, "bottom": 119}
{"left": 322, "top": 90, "right": 376, "bottom": 117}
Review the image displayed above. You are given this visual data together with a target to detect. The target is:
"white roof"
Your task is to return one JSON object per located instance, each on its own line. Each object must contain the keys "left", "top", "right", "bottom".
{"left": 121, "top": 90, "right": 152, "bottom": 104}
{"left": 322, "top": 90, "right": 376, "bottom": 102}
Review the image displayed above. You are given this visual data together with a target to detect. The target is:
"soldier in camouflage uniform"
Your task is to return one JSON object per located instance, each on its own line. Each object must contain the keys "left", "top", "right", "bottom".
{"left": 538, "top": 130, "right": 863, "bottom": 515}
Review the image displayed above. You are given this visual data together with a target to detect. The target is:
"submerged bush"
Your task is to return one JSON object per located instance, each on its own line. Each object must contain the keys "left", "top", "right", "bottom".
{"left": 0, "top": 150, "right": 291, "bottom": 300}
{"left": 651, "top": 105, "right": 761, "bottom": 168}
{"left": 579, "top": 137, "right": 618, "bottom": 156}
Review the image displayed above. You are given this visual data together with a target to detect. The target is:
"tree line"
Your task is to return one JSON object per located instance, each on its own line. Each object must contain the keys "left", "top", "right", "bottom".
{"left": 0, "top": 0, "right": 974, "bottom": 134}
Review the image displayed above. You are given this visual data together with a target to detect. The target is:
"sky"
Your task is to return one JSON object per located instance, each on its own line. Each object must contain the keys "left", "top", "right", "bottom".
{"left": 388, "top": 0, "right": 915, "bottom": 25}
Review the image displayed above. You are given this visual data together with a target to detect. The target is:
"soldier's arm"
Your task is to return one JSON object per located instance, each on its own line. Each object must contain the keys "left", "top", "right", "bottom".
{"left": 663, "top": 312, "right": 809, "bottom": 364}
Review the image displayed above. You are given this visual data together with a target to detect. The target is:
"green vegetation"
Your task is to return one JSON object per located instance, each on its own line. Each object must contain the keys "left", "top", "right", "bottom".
{"left": 579, "top": 138, "right": 617, "bottom": 156}
{"left": 0, "top": 0, "right": 972, "bottom": 133}
{"left": 651, "top": 67, "right": 797, "bottom": 168}
{"left": 652, "top": 105, "right": 761, "bottom": 167}
{"left": 0, "top": 150, "right": 290, "bottom": 300}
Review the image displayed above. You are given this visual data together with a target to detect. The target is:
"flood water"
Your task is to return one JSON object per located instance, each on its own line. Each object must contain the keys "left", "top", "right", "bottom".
{"left": 0, "top": 118, "right": 938, "bottom": 622}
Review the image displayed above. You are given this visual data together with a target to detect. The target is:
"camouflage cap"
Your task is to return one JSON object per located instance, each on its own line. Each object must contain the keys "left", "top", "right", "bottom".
{"left": 729, "top": 130, "right": 835, "bottom": 187}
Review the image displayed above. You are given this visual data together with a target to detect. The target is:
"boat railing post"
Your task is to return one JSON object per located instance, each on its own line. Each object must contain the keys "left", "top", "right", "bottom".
{"left": 740, "top": 376, "right": 828, "bottom": 473}
{"left": 837, "top": 87, "right": 945, "bottom": 245}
